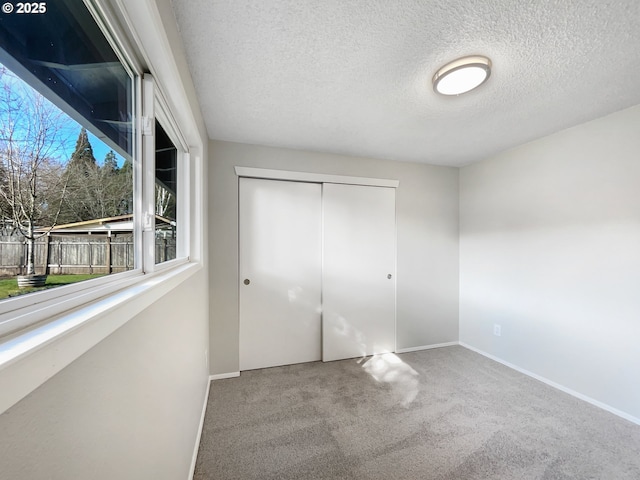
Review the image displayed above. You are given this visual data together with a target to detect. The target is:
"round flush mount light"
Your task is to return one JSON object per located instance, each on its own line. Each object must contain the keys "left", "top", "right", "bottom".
{"left": 433, "top": 55, "right": 492, "bottom": 96}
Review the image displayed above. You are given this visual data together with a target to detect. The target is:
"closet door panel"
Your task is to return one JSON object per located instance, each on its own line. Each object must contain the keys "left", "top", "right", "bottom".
{"left": 239, "top": 178, "right": 322, "bottom": 370}
{"left": 322, "top": 183, "right": 396, "bottom": 362}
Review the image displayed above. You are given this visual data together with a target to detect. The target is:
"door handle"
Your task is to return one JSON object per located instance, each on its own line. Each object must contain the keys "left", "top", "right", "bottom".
{"left": 244, "top": 279, "right": 251, "bottom": 285}
{"left": 387, "top": 274, "right": 392, "bottom": 279}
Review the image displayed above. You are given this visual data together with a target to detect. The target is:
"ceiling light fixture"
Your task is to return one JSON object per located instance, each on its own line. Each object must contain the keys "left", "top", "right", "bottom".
{"left": 433, "top": 55, "right": 492, "bottom": 96}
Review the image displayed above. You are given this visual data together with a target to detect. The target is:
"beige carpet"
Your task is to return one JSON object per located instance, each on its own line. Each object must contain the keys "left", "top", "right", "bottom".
{"left": 195, "top": 346, "right": 640, "bottom": 479}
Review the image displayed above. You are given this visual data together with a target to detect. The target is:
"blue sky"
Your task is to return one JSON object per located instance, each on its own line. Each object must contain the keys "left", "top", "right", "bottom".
{"left": 86, "top": 130, "right": 125, "bottom": 168}
{"left": 60, "top": 118, "right": 126, "bottom": 168}
{"left": 1, "top": 61, "right": 127, "bottom": 168}
{"left": 55, "top": 121, "right": 126, "bottom": 169}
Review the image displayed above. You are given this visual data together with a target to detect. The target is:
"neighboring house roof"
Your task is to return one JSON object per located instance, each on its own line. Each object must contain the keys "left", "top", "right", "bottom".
{"left": 34, "top": 214, "right": 175, "bottom": 235}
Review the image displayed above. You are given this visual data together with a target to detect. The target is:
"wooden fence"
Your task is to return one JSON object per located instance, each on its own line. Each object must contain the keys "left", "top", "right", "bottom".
{"left": 0, "top": 234, "right": 176, "bottom": 276}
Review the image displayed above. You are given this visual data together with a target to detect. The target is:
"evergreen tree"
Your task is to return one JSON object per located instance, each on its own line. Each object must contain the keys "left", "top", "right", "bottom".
{"left": 57, "top": 130, "right": 133, "bottom": 223}
{"left": 117, "top": 157, "right": 133, "bottom": 215}
{"left": 97, "top": 150, "right": 125, "bottom": 218}
{"left": 59, "top": 128, "right": 99, "bottom": 222}
{"left": 68, "top": 127, "right": 96, "bottom": 168}
{"left": 103, "top": 150, "right": 118, "bottom": 173}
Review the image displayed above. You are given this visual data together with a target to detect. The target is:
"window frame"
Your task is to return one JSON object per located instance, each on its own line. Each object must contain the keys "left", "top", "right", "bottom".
{"left": 0, "top": 0, "right": 193, "bottom": 337}
{"left": 0, "top": 0, "right": 205, "bottom": 415}
{"left": 142, "top": 74, "right": 190, "bottom": 273}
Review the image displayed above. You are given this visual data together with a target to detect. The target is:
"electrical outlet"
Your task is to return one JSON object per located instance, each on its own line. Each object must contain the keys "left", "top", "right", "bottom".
{"left": 493, "top": 324, "right": 501, "bottom": 337}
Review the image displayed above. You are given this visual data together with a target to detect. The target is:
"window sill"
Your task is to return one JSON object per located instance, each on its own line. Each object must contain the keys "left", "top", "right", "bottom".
{"left": 0, "top": 261, "right": 202, "bottom": 414}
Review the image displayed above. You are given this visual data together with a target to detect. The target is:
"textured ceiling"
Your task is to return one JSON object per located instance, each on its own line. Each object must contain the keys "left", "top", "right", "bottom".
{"left": 170, "top": 0, "right": 640, "bottom": 166}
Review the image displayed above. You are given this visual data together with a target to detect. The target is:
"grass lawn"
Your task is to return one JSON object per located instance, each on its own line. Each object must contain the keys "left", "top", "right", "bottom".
{"left": 0, "top": 274, "right": 105, "bottom": 300}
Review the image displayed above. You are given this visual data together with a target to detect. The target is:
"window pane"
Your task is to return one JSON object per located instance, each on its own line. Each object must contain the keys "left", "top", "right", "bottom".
{"left": 0, "top": 2, "right": 134, "bottom": 300}
{"left": 0, "top": 0, "right": 133, "bottom": 155}
{"left": 155, "top": 120, "right": 177, "bottom": 264}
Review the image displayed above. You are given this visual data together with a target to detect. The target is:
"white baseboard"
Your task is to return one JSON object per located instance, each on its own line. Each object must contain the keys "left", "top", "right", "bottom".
{"left": 459, "top": 342, "right": 640, "bottom": 427}
{"left": 210, "top": 371, "right": 240, "bottom": 381}
{"left": 396, "top": 341, "right": 459, "bottom": 354}
{"left": 189, "top": 375, "right": 211, "bottom": 480}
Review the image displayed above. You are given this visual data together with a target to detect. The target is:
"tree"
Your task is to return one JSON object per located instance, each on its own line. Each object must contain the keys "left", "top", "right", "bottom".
{"left": 103, "top": 150, "right": 118, "bottom": 172}
{"left": 0, "top": 65, "right": 71, "bottom": 275}
{"left": 93, "top": 150, "right": 129, "bottom": 219}
{"left": 69, "top": 127, "right": 96, "bottom": 169}
{"left": 155, "top": 184, "right": 175, "bottom": 218}
{"left": 59, "top": 128, "right": 99, "bottom": 222}
{"left": 0, "top": 161, "right": 10, "bottom": 225}
{"left": 60, "top": 136, "right": 133, "bottom": 222}
{"left": 117, "top": 157, "right": 133, "bottom": 215}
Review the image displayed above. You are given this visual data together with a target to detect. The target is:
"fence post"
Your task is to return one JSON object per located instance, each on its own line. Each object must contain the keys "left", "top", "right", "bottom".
{"left": 88, "top": 236, "right": 92, "bottom": 274}
{"left": 43, "top": 234, "right": 51, "bottom": 275}
{"left": 106, "top": 234, "right": 112, "bottom": 274}
{"left": 58, "top": 238, "right": 62, "bottom": 275}
{"left": 163, "top": 238, "right": 168, "bottom": 263}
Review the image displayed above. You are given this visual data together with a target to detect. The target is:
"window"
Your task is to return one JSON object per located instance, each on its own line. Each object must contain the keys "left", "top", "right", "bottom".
{"left": 0, "top": 0, "right": 202, "bottom": 417}
{"left": 0, "top": 65, "right": 134, "bottom": 297}
{"left": 0, "top": 0, "right": 189, "bottom": 334}
{"left": 155, "top": 120, "right": 177, "bottom": 264}
{"left": 141, "top": 74, "right": 187, "bottom": 271}
{"left": 0, "top": 1, "right": 135, "bottom": 304}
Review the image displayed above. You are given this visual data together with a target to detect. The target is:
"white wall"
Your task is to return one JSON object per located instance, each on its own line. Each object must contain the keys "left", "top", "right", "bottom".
{"left": 0, "top": 270, "right": 210, "bottom": 479}
{"left": 209, "top": 140, "right": 459, "bottom": 375}
{"left": 460, "top": 104, "right": 640, "bottom": 421}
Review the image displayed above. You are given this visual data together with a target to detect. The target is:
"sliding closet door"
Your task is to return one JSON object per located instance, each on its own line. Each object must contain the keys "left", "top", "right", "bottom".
{"left": 239, "top": 178, "right": 322, "bottom": 370}
{"left": 322, "top": 183, "right": 396, "bottom": 362}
